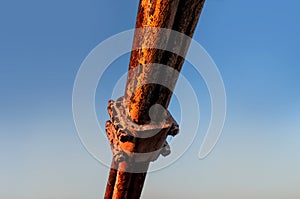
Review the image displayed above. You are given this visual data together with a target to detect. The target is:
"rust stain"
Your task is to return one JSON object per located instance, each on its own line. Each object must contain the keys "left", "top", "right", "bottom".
{"left": 125, "top": 0, "right": 205, "bottom": 124}
{"left": 105, "top": 1, "right": 206, "bottom": 198}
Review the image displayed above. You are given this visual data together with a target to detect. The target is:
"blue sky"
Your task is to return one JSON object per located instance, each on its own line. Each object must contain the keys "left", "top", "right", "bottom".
{"left": 1, "top": 0, "right": 300, "bottom": 198}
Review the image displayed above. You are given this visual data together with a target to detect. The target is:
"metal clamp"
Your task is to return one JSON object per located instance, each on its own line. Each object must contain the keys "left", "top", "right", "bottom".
{"left": 105, "top": 97, "right": 179, "bottom": 163}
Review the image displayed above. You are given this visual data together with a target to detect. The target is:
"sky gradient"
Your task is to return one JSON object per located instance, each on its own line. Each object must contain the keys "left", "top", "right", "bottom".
{"left": 1, "top": 0, "right": 300, "bottom": 198}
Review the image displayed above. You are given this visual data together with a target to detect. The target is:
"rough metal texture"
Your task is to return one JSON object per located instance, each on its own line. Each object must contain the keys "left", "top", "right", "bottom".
{"left": 105, "top": 98, "right": 178, "bottom": 171}
{"left": 104, "top": 0, "right": 206, "bottom": 198}
{"left": 125, "top": 0, "right": 206, "bottom": 124}
{"left": 105, "top": 98, "right": 178, "bottom": 199}
{"left": 104, "top": 160, "right": 118, "bottom": 199}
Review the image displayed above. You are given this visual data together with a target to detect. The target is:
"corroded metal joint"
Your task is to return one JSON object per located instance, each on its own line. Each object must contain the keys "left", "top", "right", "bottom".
{"left": 105, "top": 97, "right": 179, "bottom": 164}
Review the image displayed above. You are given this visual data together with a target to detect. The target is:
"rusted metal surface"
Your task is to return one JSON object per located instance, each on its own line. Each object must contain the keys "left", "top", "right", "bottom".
{"left": 126, "top": 0, "right": 205, "bottom": 124}
{"left": 104, "top": 0, "right": 206, "bottom": 198}
{"left": 126, "top": 162, "right": 149, "bottom": 199}
{"left": 112, "top": 162, "right": 131, "bottom": 199}
{"left": 105, "top": 99, "right": 178, "bottom": 198}
{"left": 104, "top": 160, "right": 118, "bottom": 199}
{"left": 105, "top": 98, "right": 178, "bottom": 163}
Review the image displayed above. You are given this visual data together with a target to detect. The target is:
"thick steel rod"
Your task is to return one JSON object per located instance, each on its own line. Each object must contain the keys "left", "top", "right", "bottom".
{"left": 104, "top": 160, "right": 118, "bottom": 199}
{"left": 112, "top": 162, "right": 131, "bottom": 198}
{"left": 125, "top": 1, "right": 205, "bottom": 198}
{"left": 125, "top": 0, "right": 206, "bottom": 124}
{"left": 126, "top": 162, "right": 149, "bottom": 199}
{"left": 105, "top": 0, "right": 205, "bottom": 198}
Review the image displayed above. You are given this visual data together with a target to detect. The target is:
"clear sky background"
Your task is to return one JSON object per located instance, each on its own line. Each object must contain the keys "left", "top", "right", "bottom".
{"left": 1, "top": 0, "right": 300, "bottom": 198}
